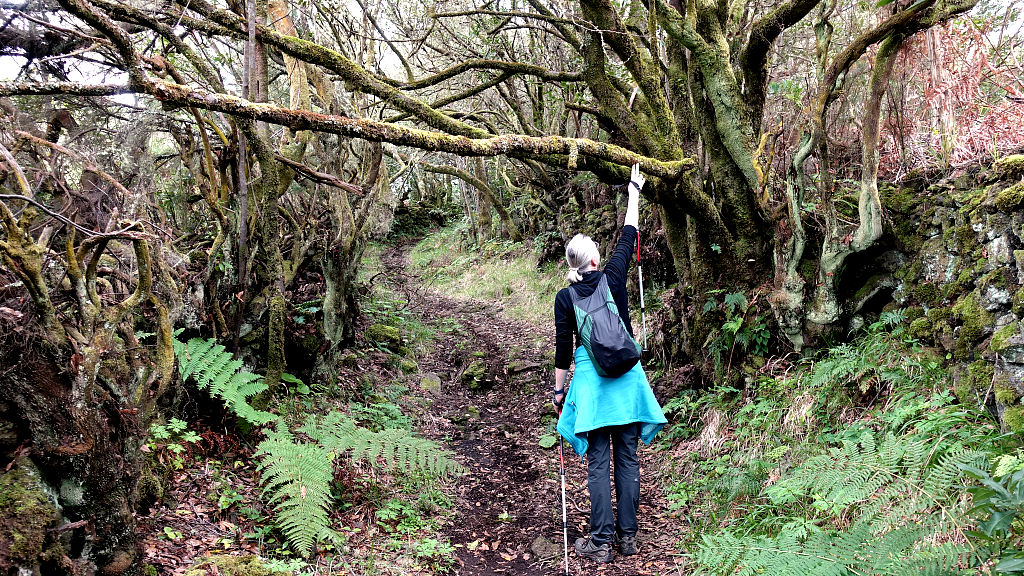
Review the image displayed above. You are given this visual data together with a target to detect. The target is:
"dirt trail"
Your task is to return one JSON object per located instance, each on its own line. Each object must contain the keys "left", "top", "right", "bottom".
{"left": 382, "top": 245, "right": 685, "bottom": 576}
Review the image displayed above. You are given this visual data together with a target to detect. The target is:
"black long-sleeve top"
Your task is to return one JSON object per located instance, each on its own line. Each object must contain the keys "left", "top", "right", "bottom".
{"left": 554, "top": 225, "right": 637, "bottom": 370}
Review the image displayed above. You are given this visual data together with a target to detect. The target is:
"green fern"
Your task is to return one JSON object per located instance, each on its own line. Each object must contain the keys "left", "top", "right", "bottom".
{"left": 300, "top": 412, "right": 462, "bottom": 477}
{"left": 697, "top": 520, "right": 968, "bottom": 576}
{"left": 255, "top": 411, "right": 460, "bottom": 557}
{"left": 173, "top": 337, "right": 276, "bottom": 426}
{"left": 698, "top": 426, "right": 986, "bottom": 576}
{"left": 255, "top": 422, "right": 340, "bottom": 557}
{"left": 173, "top": 338, "right": 460, "bottom": 558}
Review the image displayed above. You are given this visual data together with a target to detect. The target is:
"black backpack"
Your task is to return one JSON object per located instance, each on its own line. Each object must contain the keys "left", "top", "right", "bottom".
{"left": 570, "top": 275, "right": 642, "bottom": 378}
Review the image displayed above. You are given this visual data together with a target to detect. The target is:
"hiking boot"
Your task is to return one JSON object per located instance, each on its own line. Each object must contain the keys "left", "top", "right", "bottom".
{"left": 574, "top": 536, "right": 613, "bottom": 563}
{"left": 614, "top": 532, "right": 638, "bottom": 555}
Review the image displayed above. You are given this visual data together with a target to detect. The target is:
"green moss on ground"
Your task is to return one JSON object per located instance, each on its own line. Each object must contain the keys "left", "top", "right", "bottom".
{"left": 0, "top": 458, "right": 60, "bottom": 566}
{"left": 365, "top": 324, "right": 403, "bottom": 352}
{"left": 184, "top": 555, "right": 293, "bottom": 576}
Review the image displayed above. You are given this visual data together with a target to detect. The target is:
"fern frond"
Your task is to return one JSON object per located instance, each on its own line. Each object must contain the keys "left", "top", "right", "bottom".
{"left": 255, "top": 425, "right": 336, "bottom": 558}
{"left": 173, "top": 337, "right": 276, "bottom": 425}
{"left": 306, "top": 413, "right": 462, "bottom": 477}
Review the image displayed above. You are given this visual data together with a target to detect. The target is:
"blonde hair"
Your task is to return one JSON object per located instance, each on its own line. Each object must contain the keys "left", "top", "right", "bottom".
{"left": 565, "top": 234, "right": 599, "bottom": 283}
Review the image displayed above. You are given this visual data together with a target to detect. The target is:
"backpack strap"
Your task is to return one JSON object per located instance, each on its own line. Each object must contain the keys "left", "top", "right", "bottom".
{"left": 568, "top": 283, "right": 585, "bottom": 336}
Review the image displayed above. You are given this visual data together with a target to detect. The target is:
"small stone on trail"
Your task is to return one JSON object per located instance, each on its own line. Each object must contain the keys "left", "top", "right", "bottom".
{"left": 530, "top": 536, "right": 561, "bottom": 560}
{"left": 420, "top": 372, "right": 442, "bottom": 391}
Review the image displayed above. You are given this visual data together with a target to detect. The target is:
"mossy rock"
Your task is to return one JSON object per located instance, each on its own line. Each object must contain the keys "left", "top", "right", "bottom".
{"left": 137, "top": 465, "right": 164, "bottom": 510}
{"left": 953, "top": 379, "right": 973, "bottom": 406}
{"left": 365, "top": 324, "right": 403, "bottom": 352}
{"left": 912, "top": 283, "right": 940, "bottom": 306}
{"left": 992, "top": 322, "right": 1020, "bottom": 354}
{"left": 994, "top": 154, "right": 1024, "bottom": 178}
{"left": 966, "top": 360, "right": 994, "bottom": 393}
{"left": 1002, "top": 405, "right": 1024, "bottom": 434}
{"left": 398, "top": 358, "right": 418, "bottom": 373}
{"left": 955, "top": 224, "right": 981, "bottom": 251}
{"left": 996, "top": 182, "right": 1024, "bottom": 211}
{"left": 995, "top": 380, "right": 1020, "bottom": 405}
{"left": 461, "top": 360, "right": 493, "bottom": 391}
{"left": 184, "top": 555, "right": 293, "bottom": 576}
{"left": 952, "top": 293, "right": 994, "bottom": 359}
{"left": 1013, "top": 288, "right": 1024, "bottom": 317}
{"left": 908, "top": 317, "right": 932, "bottom": 341}
{"left": 339, "top": 353, "right": 359, "bottom": 369}
{"left": 927, "top": 307, "right": 953, "bottom": 324}
{"left": 420, "top": 372, "right": 442, "bottom": 391}
{"left": 904, "top": 307, "right": 925, "bottom": 322}
{"left": 978, "top": 268, "right": 1011, "bottom": 291}
{"left": 0, "top": 458, "right": 60, "bottom": 568}
{"left": 881, "top": 186, "right": 921, "bottom": 214}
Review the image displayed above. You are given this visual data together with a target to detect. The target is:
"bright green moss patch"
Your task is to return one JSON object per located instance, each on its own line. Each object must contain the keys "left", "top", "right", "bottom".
{"left": 994, "top": 154, "right": 1024, "bottom": 177}
{"left": 995, "top": 182, "right": 1024, "bottom": 211}
{"left": 908, "top": 317, "right": 932, "bottom": 341}
{"left": 953, "top": 293, "right": 994, "bottom": 359}
{"left": 184, "top": 555, "right": 293, "bottom": 576}
{"left": 991, "top": 322, "right": 1019, "bottom": 353}
{"left": 0, "top": 458, "right": 59, "bottom": 565}
{"left": 1002, "top": 405, "right": 1024, "bottom": 434}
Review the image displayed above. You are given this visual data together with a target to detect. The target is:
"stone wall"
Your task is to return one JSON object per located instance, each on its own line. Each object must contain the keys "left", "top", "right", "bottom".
{"left": 884, "top": 155, "right": 1024, "bottom": 430}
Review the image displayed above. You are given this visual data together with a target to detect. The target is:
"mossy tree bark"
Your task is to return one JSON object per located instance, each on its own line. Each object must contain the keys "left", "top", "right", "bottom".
{"left": 1, "top": 145, "right": 175, "bottom": 575}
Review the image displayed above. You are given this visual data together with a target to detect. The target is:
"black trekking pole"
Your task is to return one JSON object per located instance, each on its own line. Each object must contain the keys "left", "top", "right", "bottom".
{"left": 557, "top": 410, "right": 570, "bottom": 575}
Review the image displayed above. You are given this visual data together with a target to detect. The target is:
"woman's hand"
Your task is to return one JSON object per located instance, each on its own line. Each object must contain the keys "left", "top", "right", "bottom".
{"left": 625, "top": 163, "right": 643, "bottom": 228}
{"left": 630, "top": 163, "right": 646, "bottom": 194}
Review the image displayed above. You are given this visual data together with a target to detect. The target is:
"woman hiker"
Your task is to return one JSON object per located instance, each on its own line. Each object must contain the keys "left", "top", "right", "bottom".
{"left": 552, "top": 163, "right": 667, "bottom": 563}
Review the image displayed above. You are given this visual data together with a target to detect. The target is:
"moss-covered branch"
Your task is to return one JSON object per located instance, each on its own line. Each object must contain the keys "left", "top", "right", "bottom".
{"left": 125, "top": 80, "right": 690, "bottom": 178}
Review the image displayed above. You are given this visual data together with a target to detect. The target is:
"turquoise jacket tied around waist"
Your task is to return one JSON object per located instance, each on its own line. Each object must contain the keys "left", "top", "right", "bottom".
{"left": 557, "top": 347, "right": 667, "bottom": 457}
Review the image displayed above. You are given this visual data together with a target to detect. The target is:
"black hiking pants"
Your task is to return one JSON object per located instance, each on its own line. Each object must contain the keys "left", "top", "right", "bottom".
{"left": 585, "top": 422, "right": 641, "bottom": 545}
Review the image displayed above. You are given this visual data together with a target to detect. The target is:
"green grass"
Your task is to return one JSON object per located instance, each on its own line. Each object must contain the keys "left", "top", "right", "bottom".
{"left": 409, "top": 225, "right": 563, "bottom": 327}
